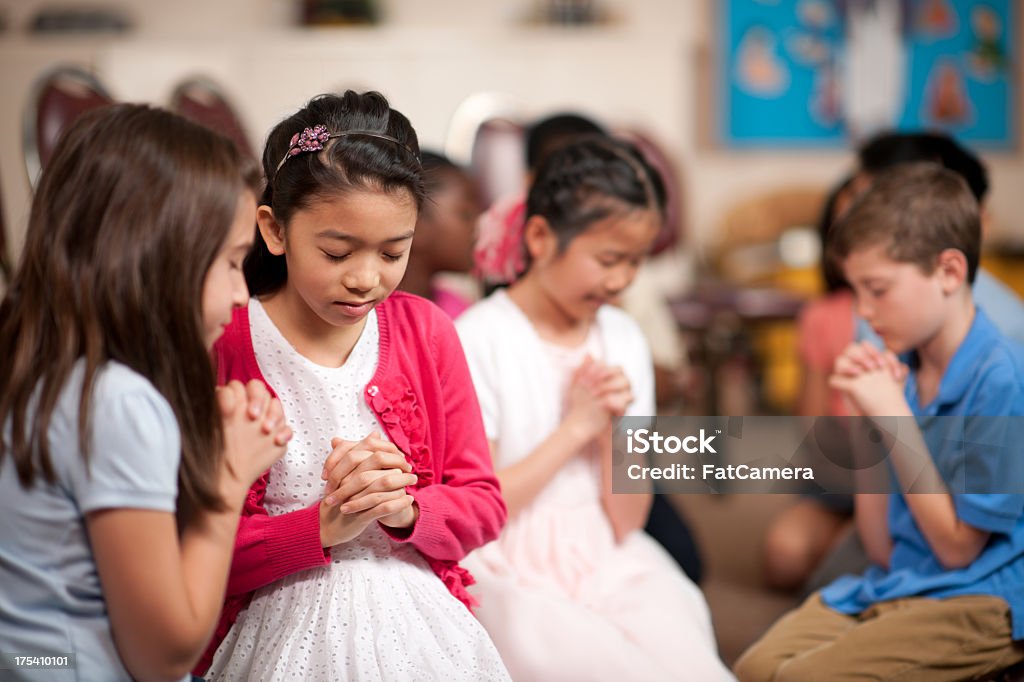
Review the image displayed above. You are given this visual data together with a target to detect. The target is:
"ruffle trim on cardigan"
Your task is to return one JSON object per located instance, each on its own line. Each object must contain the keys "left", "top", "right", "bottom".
{"left": 365, "top": 374, "right": 477, "bottom": 610}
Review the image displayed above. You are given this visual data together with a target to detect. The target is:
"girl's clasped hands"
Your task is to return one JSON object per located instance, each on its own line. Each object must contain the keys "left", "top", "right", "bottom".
{"left": 213, "top": 379, "right": 419, "bottom": 545}
{"left": 565, "top": 355, "right": 634, "bottom": 441}
{"left": 216, "top": 380, "right": 293, "bottom": 497}
{"left": 319, "top": 432, "right": 419, "bottom": 546}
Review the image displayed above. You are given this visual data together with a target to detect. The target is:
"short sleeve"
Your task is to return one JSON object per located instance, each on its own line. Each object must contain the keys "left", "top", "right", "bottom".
{"left": 954, "top": 494, "right": 1024, "bottom": 535}
{"left": 950, "top": 355, "right": 1024, "bottom": 534}
{"left": 70, "top": 372, "right": 181, "bottom": 515}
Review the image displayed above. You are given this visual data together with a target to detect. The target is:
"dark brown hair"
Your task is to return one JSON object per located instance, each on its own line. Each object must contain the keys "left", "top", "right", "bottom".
{"left": 816, "top": 174, "right": 856, "bottom": 293}
{"left": 245, "top": 91, "right": 425, "bottom": 296}
{"left": 827, "top": 162, "right": 980, "bottom": 284}
{"left": 0, "top": 103, "right": 259, "bottom": 529}
{"left": 525, "top": 135, "right": 666, "bottom": 260}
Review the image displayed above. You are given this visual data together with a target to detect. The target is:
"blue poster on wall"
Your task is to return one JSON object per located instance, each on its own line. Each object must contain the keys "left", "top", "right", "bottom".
{"left": 721, "top": 0, "right": 1016, "bottom": 148}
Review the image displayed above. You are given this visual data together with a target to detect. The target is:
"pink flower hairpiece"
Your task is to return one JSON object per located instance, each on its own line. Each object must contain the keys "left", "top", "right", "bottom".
{"left": 274, "top": 124, "right": 335, "bottom": 175}
{"left": 289, "top": 125, "right": 331, "bottom": 154}
{"left": 473, "top": 192, "right": 527, "bottom": 286}
{"left": 273, "top": 125, "right": 420, "bottom": 176}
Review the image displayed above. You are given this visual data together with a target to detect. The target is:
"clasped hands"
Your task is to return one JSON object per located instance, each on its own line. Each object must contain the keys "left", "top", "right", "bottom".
{"left": 317, "top": 431, "right": 419, "bottom": 547}
{"left": 216, "top": 380, "right": 417, "bottom": 547}
{"left": 828, "top": 341, "right": 911, "bottom": 417}
{"left": 216, "top": 380, "right": 293, "bottom": 498}
{"left": 565, "top": 355, "right": 634, "bottom": 442}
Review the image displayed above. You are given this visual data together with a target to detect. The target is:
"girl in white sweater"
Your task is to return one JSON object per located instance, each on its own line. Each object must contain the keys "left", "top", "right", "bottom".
{"left": 457, "top": 137, "right": 733, "bottom": 681}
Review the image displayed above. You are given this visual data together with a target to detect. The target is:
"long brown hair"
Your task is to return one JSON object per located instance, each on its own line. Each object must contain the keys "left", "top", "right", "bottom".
{"left": 0, "top": 104, "right": 259, "bottom": 529}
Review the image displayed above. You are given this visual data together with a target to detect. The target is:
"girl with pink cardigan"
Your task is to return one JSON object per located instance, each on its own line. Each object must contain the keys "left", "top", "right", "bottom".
{"left": 197, "top": 92, "right": 509, "bottom": 681}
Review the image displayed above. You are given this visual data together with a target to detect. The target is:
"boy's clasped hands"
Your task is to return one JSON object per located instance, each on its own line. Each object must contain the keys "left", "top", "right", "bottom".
{"left": 829, "top": 341, "right": 910, "bottom": 417}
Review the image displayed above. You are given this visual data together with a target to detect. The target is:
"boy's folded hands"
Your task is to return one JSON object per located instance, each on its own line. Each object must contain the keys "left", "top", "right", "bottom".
{"left": 829, "top": 341, "right": 910, "bottom": 416}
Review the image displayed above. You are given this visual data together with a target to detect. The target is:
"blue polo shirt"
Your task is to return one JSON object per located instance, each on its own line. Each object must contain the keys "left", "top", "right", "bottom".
{"left": 821, "top": 308, "right": 1024, "bottom": 638}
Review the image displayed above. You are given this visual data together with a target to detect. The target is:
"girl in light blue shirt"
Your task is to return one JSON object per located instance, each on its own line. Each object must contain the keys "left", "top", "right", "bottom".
{"left": 0, "top": 104, "right": 291, "bottom": 681}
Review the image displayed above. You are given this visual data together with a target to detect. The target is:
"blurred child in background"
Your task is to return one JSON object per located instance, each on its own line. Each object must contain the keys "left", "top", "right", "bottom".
{"left": 398, "top": 151, "right": 481, "bottom": 319}
{"left": 458, "top": 136, "right": 733, "bottom": 681}
{"left": 475, "top": 111, "right": 704, "bottom": 583}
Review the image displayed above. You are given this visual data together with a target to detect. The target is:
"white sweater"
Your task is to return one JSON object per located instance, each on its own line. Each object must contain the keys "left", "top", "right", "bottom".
{"left": 455, "top": 289, "right": 655, "bottom": 471}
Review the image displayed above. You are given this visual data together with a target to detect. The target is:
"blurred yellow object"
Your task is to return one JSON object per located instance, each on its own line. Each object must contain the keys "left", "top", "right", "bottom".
{"left": 752, "top": 320, "right": 801, "bottom": 413}
{"left": 981, "top": 252, "right": 1024, "bottom": 299}
{"left": 772, "top": 265, "right": 822, "bottom": 298}
{"left": 757, "top": 267, "right": 819, "bottom": 413}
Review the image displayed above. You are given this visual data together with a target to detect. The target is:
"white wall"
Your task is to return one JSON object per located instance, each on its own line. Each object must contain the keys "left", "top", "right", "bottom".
{"left": 0, "top": 0, "right": 692, "bottom": 34}
{"left": 1, "top": 0, "right": 1021, "bottom": 267}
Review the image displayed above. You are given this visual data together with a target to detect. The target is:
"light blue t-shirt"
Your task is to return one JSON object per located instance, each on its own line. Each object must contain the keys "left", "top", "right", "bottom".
{"left": 823, "top": 309, "right": 1024, "bottom": 638}
{"left": 857, "top": 268, "right": 1024, "bottom": 347}
{"left": 0, "top": 362, "right": 182, "bottom": 681}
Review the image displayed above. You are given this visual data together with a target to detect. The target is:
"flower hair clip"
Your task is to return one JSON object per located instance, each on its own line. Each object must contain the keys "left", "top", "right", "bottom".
{"left": 289, "top": 125, "right": 332, "bottom": 155}
{"left": 273, "top": 124, "right": 421, "bottom": 177}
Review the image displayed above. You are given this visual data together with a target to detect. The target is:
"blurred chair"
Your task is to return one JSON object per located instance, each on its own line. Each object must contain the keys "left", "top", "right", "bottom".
{"left": 468, "top": 118, "right": 527, "bottom": 208}
{"left": 668, "top": 187, "right": 826, "bottom": 414}
{"left": 23, "top": 64, "right": 114, "bottom": 189}
{"left": 169, "top": 77, "right": 255, "bottom": 160}
{"left": 710, "top": 186, "right": 826, "bottom": 292}
{"left": 981, "top": 248, "right": 1024, "bottom": 300}
{"left": 703, "top": 186, "right": 827, "bottom": 413}
{"left": 445, "top": 92, "right": 528, "bottom": 207}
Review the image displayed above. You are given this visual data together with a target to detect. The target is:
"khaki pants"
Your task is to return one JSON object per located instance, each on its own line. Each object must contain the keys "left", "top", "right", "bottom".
{"left": 734, "top": 592, "right": 1024, "bottom": 682}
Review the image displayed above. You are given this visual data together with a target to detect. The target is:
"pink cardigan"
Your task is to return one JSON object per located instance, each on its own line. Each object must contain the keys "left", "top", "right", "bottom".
{"left": 197, "top": 292, "right": 506, "bottom": 673}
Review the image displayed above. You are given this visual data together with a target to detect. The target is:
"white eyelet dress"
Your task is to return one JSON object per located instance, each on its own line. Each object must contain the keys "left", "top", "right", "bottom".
{"left": 205, "top": 300, "right": 510, "bottom": 682}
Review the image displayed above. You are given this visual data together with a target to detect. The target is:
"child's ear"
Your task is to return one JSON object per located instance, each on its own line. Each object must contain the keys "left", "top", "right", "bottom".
{"left": 522, "top": 215, "right": 557, "bottom": 263}
{"left": 256, "top": 206, "right": 287, "bottom": 256}
{"left": 936, "top": 248, "right": 969, "bottom": 295}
